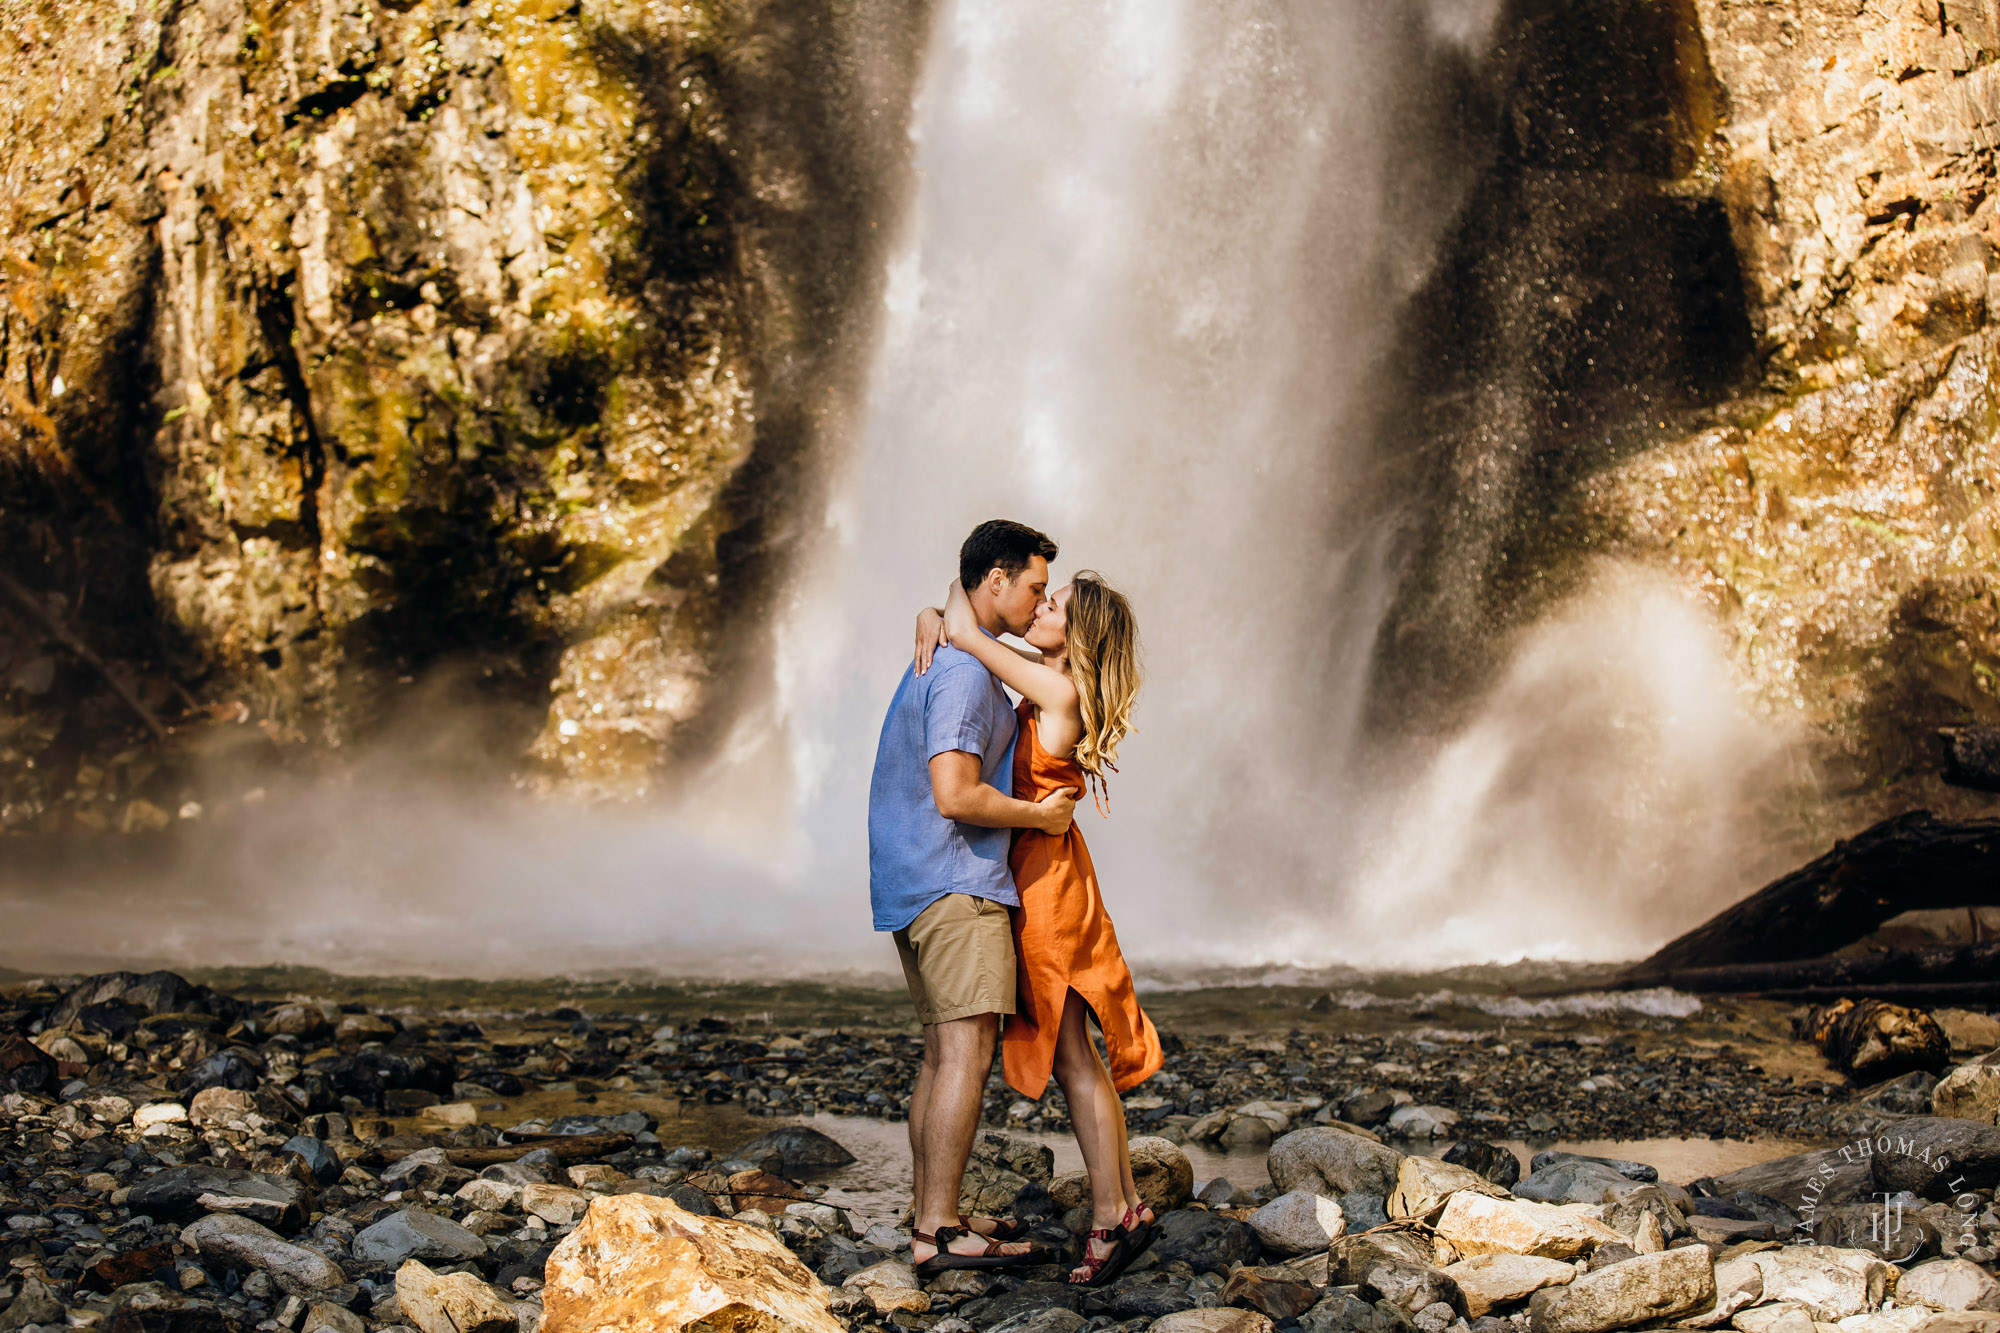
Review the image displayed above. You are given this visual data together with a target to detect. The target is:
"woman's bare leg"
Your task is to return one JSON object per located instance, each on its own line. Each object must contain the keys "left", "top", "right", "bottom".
{"left": 1051, "top": 990, "right": 1129, "bottom": 1278}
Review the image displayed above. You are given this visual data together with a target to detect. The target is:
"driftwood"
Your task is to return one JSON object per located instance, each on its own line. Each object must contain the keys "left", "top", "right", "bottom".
{"left": 1796, "top": 998, "right": 1951, "bottom": 1079}
{"left": 441, "top": 1132, "right": 634, "bottom": 1168}
{"left": 1624, "top": 811, "right": 2000, "bottom": 980}
{"left": 1622, "top": 941, "right": 2000, "bottom": 1000}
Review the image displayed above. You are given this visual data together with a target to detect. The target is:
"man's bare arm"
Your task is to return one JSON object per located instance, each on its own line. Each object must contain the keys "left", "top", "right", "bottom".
{"left": 930, "top": 750, "right": 1076, "bottom": 835}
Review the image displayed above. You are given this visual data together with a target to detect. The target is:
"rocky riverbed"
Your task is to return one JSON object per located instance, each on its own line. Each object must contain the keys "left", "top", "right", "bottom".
{"left": 2, "top": 969, "right": 1998, "bottom": 1333}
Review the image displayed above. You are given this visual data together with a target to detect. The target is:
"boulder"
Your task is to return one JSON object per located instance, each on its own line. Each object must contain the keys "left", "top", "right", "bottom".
{"left": 352, "top": 1210, "right": 486, "bottom": 1266}
{"left": 1867, "top": 1118, "right": 2000, "bottom": 1194}
{"left": 279, "top": 1136, "right": 342, "bottom": 1187}
{"left": 1, "top": 1274, "right": 67, "bottom": 1333}
{"left": 1527, "top": 1244, "right": 1714, "bottom": 1333}
{"left": 1131, "top": 1135, "right": 1196, "bottom": 1211}
{"left": 1897, "top": 1260, "right": 2000, "bottom": 1313}
{"left": 1810, "top": 1202, "right": 1941, "bottom": 1261}
{"left": 1731, "top": 1302, "right": 1817, "bottom": 1333}
{"left": 732, "top": 1126, "right": 856, "bottom": 1171}
{"left": 394, "top": 1261, "right": 517, "bottom": 1333}
{"left": 1697, "top": 1148, "right": 1876, "bottom": 1210}
{"left": 1934, "top": 1052, "right": 2000, "bottom": 1125}
{"left": 1300, "top": 1291, "right": 1419, "bottom": 1333}
{"left": 843, "top": 1258, "right": 929, "bottom": 1315}
{"left": 1386, "top": 1105, "right": 1460, "bottom": 1138}
{"left": 959, "top": 1131, "right": 1054, "bottom": 1218}
{"left": 1744, "top": 1247, "right": 1890, "bottom": 1320}
{"left": 1433, "top": 1191, "right": 1623, "bottom": 1259}
{"left": 131, "top": 1166, "right": 309, "bottom": 1230}
{"left": 1514, "top": 1160, "right": 1641, "bottom": 1206}
{"left": 1330, "top": 1231, "right": 1437, "bottom": 1283}
{"left": 1152, "top": 1209, "right": 1264, "bottom": 1275}
{"left": 1442, "top": 1253, "right": 1577, "bottom": 1317}
{"left": 542, "top": 1193, "right": 841, "bottom": 1333}
{"left": 1222, "top": 1267, "right": 1321, "bottom": 1321}
{"left": 1246, "top": 1191, "right": 1347, "bottom": 1257}
{"left": 1445, "top": 1140, "right": 1523, "bottom": 1190}
{"left": 1270, "top": 1127, "right": 1405, "bottom": 1199}
{"left": 1358, "top": 1257, "right": 1465, "bottom": 1315}
{"left": 1528, "top": 1153, "right": 1656, "bottom": 1183}
{"left": 180, "top": 1215, "right": 347, "bottom": 1290}
{"left": 1680, "top": 1256, "right": 1765, "bottom": 1328}
{"left": 1389, "top": 1155, "right": 1511, "bottom": 1222}
{"left": 454, "top": 1179, "right": 521, "bottom": 1213}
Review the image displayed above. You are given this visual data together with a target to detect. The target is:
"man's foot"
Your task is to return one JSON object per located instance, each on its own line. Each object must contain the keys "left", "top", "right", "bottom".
{"left": 959, "top": 1213, "right": 1029, "bottom": 1242}
{"left": 911, "top": 1225, "right": 1032, "bottom": 1273}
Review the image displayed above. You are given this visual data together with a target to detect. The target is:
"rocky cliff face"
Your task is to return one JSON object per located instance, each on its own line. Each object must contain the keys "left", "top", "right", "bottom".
{"left": 1381, "top": 0, "right": 2000, "bottom": 827}
{"left": 0, "top": 0, "right": 920, "bottom": 825}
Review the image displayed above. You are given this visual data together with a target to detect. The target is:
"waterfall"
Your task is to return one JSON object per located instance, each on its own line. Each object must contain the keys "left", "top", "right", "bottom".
{"left": 716, "top": 0, "right": 1792, "bottom": 972}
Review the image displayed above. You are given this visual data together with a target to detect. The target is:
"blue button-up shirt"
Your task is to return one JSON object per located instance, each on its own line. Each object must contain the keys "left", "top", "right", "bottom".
{"left": 867, "top": 642, "right": 1020, "bottom": 931}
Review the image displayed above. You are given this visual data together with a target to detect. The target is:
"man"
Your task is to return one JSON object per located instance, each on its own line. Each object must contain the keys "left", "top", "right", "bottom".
{"left": 868, "top": 518, "right": 1076, "bottom": 1272}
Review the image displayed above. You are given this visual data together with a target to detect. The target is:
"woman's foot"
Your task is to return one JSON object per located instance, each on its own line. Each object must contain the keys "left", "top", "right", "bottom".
{"left": 1068, "top": 1224, "right": 1128, "bottom": 1285}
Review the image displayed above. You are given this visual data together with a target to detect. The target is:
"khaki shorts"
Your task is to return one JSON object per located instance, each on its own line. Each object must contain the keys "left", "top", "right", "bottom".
{"left": 892, "top": 893, "right": 1017, "bottom": 1025}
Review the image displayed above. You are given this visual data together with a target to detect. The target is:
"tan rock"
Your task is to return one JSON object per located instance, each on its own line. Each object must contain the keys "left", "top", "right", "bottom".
{"left": 1734, "top": 1302, "right": 1818, "bottom": 1333}
{"left": 1389, "top": 1155, "right": 1511, "bottom": 1222}
{"left": 1050, "top": 1170, "right": 1091, "bottom": 1210}
{"left": 1933, "top": 1052, "right": 2000, "bottom": 1126}
{"left": 541, "top": 1193, "right": 841, "bottom": 1333}
{"left": 1896, "top": 1260, "right": 2000, "bottom": 1313}
{"left": 1746, "top": 1249, "right": 1891, "bottom": 1321}
{"left": 188, "top": 1087, "right": 257, "bottom": 1128}
{"left": 133, "top": 1102, "right": 188, "bottom": 1133}
{"left": 1434, "top": 1191, "right": 1623, "bottom": 1259}
{"left": 1148, "top": 1310, "right": 1277, "bottom": 1333}
{"left": 1681, "top": 1256, "right": 1766, "bottom": 1328}
{"left": 567, "top": 1165, "right": 625, "bottom": 1190}
{"left": 1939, "top": 1012, "right": 2000, "bottom": 1057}
{"left": 521, "top": 1184, "right": 594, "bottom": 1227}
{"left": 1131, "top": 1135, "right": 1196, "bottom": 1211}
{"left": 1442, "top": 1253, "right": 1578, "bottom": 1316}
{"left": 1528, "top": 1245, "right": 1715, "bottom": 1333}
{"left": 395, "top": 1260, "right": 517, "bottom": 1333}
{"left": 420, "top": 1103, "right": 479, "bottom": 1129}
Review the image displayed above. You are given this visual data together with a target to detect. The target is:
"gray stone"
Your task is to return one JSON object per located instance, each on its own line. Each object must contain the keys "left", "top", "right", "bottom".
{"left": 1444, "top": 1141, "right": 1523, "bottom": 1190}
{"left": 1513, "top": 1160, "right": 1640, "bottom": 1206}
{"left": 1151, "top": 1209, "right": 1263, "bottom": 1275}
{"left": 1300, "top": 1292, "right": 1418, "bottom": 1333}
{"left": 1527, "top": 1153, "right": 1656, "bottom": 1183}
{"left": 1343, "top": 1191, "right": 1391, "bottom": 1231}
{"left": 1271, "top": 1127, "right": 1405, "bottom": 1199}
{"left": 987, "top": 1311, "right": 1086, "bottom": 1333}
{"left": 181, "top": 1215, "right": 349, "bottom": 1290}
{"left": 1526, "top": 1245, "right": 1714, "bottom": 1333}
{"left": 1246, "top": 1191, "right": 1347, "bottom": 1256}
{"left": 1360, "top": 1258, "right": 1465, "bottom": 1316}
{"left": 1867, "top": 1118, "right": 2000, "bottom": 1194}
{"left": 0, "top": 1274, "right": 65, "bottom": 1333}
{"left": 731, "top": 1125, "right": 856, "bottom": 1170}
{"left": 130, "top": 1166, "right": 309, "bottom": 1230}
{"left": 352, "top": 1209, "right": 486, "bottom": 1266}
{"left": 1695, "top": 1148, "right": 1874, "bottom": 1210}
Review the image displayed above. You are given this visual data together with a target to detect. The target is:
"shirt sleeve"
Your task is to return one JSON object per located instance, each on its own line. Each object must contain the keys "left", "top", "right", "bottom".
{"left": 923, "top": 663, "right": 995, "bottom": 762}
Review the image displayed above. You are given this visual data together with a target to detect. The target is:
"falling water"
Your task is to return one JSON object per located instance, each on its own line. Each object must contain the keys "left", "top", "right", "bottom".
{"left": 720, "top": 0, "right": 1793, "bottom": 971}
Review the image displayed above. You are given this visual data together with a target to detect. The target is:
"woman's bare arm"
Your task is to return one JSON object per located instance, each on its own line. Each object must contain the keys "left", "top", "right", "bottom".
{"left": 918, "top": 603, "right": 1041, "bottom": 673}
{"left": 942, "top": 583, "right": 1078, "bottom": 718}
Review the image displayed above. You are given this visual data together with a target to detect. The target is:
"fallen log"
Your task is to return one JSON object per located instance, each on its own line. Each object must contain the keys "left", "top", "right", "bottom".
{"left": 443, "top": 1132, "right": 635, "bottom": 1168}
{"left": 1623, "top": 811, "right": 2000, "bottom": 981}
{"left": 1622, "top": 941, "right": 2000, "bottom": 998}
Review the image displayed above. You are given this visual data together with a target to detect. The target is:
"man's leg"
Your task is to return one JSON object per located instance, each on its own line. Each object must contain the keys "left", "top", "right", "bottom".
{"left": 913, "top": 1012, "right": 1029, "bottom": 1259}
{"left": 907, "top": 1022, "right": 938, "bottom": 1225}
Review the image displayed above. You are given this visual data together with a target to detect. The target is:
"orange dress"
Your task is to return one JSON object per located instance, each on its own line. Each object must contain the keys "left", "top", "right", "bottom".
{"left": 1002, "top": 699, "right": 1164, "bottom": 1098}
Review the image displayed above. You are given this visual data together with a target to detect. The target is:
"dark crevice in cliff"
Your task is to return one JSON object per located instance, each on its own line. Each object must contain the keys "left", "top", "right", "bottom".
{"left": 1365, "top": 0, "right": 1757, "bottom": 735}
{"left": 253, "top": 280, "right": 327, "bottom": 559}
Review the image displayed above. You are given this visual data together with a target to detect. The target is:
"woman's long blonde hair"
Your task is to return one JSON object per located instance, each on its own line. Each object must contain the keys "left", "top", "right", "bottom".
{"left": 1064, "top": 571, "right": 1141, "bottom": 787}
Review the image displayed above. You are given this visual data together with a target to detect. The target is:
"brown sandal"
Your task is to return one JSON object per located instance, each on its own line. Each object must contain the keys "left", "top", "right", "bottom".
{"left": 960, "top": 1213, "right": 1031, "bottom": 1242}
{"left": 913, "top": 1225, "right": 1034, "bottom": 1277}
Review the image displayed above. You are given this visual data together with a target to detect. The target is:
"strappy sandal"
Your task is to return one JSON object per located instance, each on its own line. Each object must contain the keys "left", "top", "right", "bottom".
{"left": 1119, "top": 1204, "right": 1156, "bottom": 1255}
{"left": 1068, "top": 1222, "right": 1139, "bottom": 1287}
{"left": 913, "top": 1224, "right": 1034, "bottom": 1277}
{"left": 960, "top": 1213, "right": 1031, "bottom": 1242}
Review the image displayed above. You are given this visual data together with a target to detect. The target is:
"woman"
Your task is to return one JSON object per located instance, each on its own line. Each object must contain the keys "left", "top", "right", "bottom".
{"left": 915, "top": 571, "right": 1164, "bottom": 1286}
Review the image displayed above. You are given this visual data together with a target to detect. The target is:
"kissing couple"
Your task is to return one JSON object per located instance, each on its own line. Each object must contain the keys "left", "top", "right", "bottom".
{"left": 867, "top": 518, "right": 1164, "bottom": 1287}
